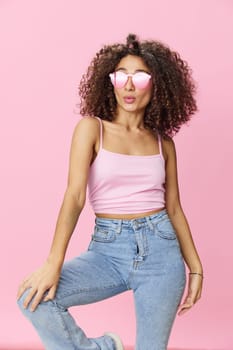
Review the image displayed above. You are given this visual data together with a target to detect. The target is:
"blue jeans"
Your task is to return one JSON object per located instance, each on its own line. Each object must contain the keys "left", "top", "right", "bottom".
{"left": 17, "top": 209, "right": 186, "bottom": 350}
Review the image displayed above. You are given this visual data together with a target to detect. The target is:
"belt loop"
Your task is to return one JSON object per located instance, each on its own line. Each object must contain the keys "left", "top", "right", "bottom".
{"left": 116, "top": 219, "right": 122, "bottom": 234}
{"left": 146, "top": 216, "right": 154, "bottom": 230}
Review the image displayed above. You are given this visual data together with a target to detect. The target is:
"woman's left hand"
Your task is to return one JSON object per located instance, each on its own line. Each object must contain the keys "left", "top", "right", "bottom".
{"left": 177, "top": 273, "right": 203, "bottom": 316}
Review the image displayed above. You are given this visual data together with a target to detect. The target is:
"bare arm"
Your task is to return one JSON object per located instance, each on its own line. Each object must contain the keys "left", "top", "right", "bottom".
{"left": 162, "top": 137, "right": 203, "bottom": 315}
{"left": 17, "top": 117, "right": 98, "bottom": 311}
{"left": 47, "top": 117, "right": 97, "bottom": 267}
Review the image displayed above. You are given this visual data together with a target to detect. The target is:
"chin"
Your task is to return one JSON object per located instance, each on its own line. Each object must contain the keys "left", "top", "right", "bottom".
{"left": 121, "top": 103, "right": 138, "bottom": 111}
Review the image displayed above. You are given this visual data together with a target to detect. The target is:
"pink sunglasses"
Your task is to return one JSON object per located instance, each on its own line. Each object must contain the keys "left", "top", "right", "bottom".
{"left": 109, "top": 71, "right": 152, "bottom": 89}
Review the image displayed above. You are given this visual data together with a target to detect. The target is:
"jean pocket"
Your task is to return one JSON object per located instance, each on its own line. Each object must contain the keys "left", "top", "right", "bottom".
{"left": 154, "top": 215, "right": 177, "bottom": 240}
{"left": 91, "top": 226, "right": 116, "bottom": 243}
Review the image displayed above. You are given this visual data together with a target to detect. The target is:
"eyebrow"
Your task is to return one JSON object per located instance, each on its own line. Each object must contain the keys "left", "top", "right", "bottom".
{"left": 115, "top": 67, "right": 150, "bottom": 74}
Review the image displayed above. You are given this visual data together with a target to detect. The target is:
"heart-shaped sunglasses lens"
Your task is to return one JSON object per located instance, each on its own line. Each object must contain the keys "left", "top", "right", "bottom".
{"left": 109, "top": 71, "right": 151, "bottom": 89}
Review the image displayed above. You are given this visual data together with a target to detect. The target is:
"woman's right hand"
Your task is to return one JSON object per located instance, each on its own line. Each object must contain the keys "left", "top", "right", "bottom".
{"left": 17, "top": 260, "right": 62, "bottom": 312}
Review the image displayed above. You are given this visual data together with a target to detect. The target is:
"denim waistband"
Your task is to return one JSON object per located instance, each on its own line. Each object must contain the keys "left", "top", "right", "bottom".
{"left": 95, "top": 208, "right": 168, "bottom": 229}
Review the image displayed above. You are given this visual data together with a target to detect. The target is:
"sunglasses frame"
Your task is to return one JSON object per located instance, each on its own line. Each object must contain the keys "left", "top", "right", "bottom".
{"left": 109, "top": 71, "right": 152, "bottom": 89}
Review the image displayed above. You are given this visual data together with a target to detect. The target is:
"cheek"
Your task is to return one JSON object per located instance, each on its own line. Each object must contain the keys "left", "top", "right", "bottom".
{"left": 140, "top": 88, "right": 153, "bottom": 104}
{"left": 114, "top": 89, "right": 126, "bottom": 104}
{"left": 113, "top": 90, "right": 120, "bottom": 103}
{"left": 140, "top": 80, "right": 153, "bottom": 97}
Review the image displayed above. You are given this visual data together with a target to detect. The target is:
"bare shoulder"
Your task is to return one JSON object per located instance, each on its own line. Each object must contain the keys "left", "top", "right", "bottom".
{"left": 66, "top": 116, "right": 100, "bottom": 202}
{"left": 160, "top": 135, "right": 176, "bottom": 162}
{"left": 72, "top": 116, "right": 99, "bottom": 144}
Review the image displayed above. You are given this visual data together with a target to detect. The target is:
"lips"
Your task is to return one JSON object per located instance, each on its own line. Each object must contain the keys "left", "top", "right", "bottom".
{"left": 123, "top": 96, "right": 136, "bottom": 104}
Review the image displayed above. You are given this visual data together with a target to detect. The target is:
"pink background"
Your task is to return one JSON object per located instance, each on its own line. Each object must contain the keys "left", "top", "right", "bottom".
{"left": 0, "top": 0, "right": 232, "bottom": 349}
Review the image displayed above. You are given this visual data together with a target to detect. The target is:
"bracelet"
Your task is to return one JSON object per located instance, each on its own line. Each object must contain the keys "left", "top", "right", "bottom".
{"left": 189, "top": 272, "right": 204, "bottom": 278}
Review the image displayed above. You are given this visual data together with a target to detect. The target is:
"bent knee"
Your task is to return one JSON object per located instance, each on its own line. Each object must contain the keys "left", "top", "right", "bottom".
{"left": 17, "top": 289, "right": 54, "bottom": 317}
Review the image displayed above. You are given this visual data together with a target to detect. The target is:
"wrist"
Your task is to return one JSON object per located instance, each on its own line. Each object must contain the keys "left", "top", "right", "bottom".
{"left": 189, "top": 267, "right": 204, "bottom": 279}
{"left": 188, "top": 263, "right": 203, "bottom": 275}
{"left": 46, "top": 254, "right": 64, "bottom": 269}
{"left": 189, "top": 272, "right": 204, "bottom": 278}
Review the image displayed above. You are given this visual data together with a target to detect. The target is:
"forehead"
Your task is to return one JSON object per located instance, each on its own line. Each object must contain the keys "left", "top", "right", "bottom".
{"left": 115, "top": 55, "right": 150, "bottom": 72}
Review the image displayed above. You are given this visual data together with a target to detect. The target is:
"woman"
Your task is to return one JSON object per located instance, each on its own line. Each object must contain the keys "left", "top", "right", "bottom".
{"left": 17, "top": 33, "right": 203, "bottom": 350}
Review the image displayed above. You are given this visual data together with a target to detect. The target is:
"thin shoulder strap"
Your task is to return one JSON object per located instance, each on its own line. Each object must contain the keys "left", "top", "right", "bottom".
{"left": 95, "top": 116, "right": 103, "bottom": 149}
{"left": 157, "top": 132, "right": 164, "bottom": 161}
{"left": 157, "top": 132, "right": 162, "bottom": 155}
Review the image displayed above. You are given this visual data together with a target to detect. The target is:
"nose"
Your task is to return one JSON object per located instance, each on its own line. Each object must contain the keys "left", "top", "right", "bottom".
{"left": 124, "top": 76, "right": 135, "bottom": 91}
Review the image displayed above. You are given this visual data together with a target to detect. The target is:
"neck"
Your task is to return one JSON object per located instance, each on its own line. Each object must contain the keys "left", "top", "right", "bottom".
{"left": 113, "top": 109, "right": 146, "bottom": 131}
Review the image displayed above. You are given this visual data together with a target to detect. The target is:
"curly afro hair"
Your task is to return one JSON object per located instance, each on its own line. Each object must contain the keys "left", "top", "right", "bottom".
{"left": 77, "top": 33, "right": 198, "bottom": 138}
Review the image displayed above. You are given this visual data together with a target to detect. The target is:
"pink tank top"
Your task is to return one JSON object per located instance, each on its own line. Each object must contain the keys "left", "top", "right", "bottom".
{"left": 87, "top": 117, "right": 166, "bottom": 214}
